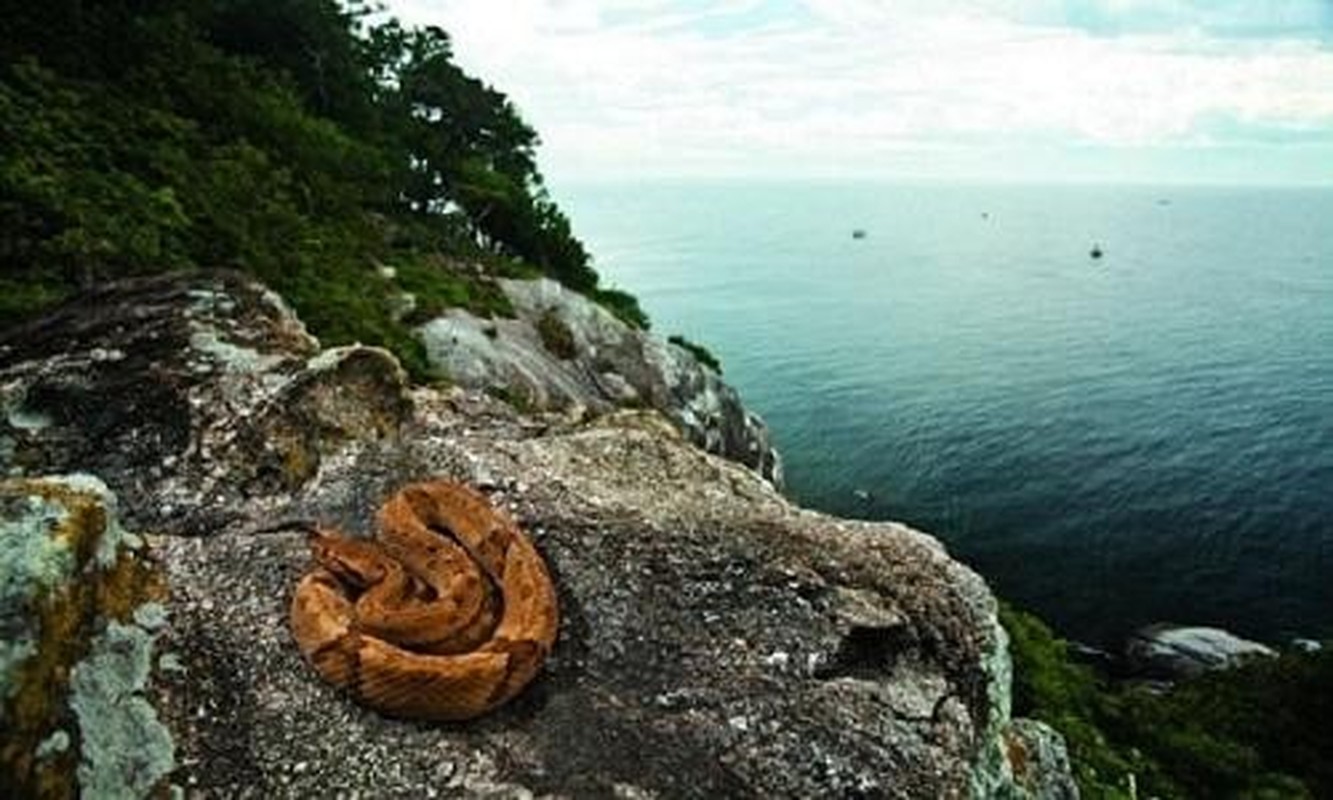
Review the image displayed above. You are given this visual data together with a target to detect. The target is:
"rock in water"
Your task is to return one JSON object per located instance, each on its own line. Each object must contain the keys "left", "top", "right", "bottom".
{"left": 1126, "top": 624, "right": 1276, "bottom": 680}
{"left": 1, "top": 271, "right": 1074, "bottom": 798}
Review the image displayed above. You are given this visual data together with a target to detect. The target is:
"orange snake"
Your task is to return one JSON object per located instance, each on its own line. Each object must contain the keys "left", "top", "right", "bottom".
{"left": 289, "top": 481, "right": 558, "bottom": 721}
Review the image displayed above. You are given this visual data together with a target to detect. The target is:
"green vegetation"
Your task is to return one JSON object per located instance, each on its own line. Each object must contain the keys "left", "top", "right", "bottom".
{"left": 484, "top": 385, "right": 536, "bottom": 414}
{"left": 594, "top": 287, "right": 651, "bottom": 330}
{"left": 1002, "top": 603, "right": 1333, "bottom": 798}
{"left": 535, "top": 309, "right": 578, "bottom": 360}
{"left": 0, "top": 0, "right": 639, "bottom": 379}
{"left": 668, "top": 334, "right": 722, "bottom": 373}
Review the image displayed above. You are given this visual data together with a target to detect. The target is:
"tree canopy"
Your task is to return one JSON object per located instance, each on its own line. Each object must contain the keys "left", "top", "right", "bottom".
{"left": 0, "top": 0, "right": 642, "bottom": 376}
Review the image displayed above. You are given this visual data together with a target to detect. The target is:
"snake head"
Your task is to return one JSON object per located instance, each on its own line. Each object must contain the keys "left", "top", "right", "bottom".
{"left": 308, "top": 529, "right": 386, "bottom": 589}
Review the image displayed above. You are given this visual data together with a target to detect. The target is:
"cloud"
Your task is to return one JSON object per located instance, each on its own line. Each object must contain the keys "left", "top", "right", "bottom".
{"left": 1052, "top": 1, "right": 1333, "bottom": 40}
{"left": 382, "top": 0, "right": 1333, "bottom": 183}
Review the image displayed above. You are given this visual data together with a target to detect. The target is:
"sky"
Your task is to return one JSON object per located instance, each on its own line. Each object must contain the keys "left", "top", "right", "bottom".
{"left": 381, "top": 0, "right": 1333, "bottom": 186}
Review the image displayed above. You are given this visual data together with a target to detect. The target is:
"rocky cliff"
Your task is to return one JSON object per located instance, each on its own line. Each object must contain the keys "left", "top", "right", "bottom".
{"left": 0, "top": 271, "right": 1074, "bottom": 798}
{"left": 418, "top": 277, "right": 782, "bottom": 486}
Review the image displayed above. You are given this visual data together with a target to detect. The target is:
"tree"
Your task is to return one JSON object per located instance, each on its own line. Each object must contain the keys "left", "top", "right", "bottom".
{"left": 0, "top": 0, "right": 640, "bottom": 366}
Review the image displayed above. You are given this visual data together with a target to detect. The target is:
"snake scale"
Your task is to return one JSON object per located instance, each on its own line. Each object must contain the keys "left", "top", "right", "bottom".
{"left": 289, "top": 481, "right": 559, "bottom": 721}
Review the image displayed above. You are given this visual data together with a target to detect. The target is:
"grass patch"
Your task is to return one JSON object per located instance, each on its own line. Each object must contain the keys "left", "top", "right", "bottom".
{"left": 391, "top": 254, "right": 514, "bottom": 325}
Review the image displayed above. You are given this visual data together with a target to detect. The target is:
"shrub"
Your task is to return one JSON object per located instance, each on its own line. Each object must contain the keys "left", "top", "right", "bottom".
{"left": 1001, "top": 604, "right": 1146, "bottom": 798}
{"left": 1001, "top": 602, "right": 1327, "bottom": 799}
{"left": 391, "top": 255, "right": 514, "bottom": 325}
{"left": 667, "top": 334, "right": 722, "bottom": 374}
{"left": 592, "top": 287, "right": 650, "bottom": 330}
{"left": 535, "top": 309, "right": 577, "bottom": 360}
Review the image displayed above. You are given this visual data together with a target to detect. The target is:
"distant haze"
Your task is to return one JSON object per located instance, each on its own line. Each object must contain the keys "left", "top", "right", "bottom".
{"left": 382, "top": 1, "right": 1333, "bottom": 186}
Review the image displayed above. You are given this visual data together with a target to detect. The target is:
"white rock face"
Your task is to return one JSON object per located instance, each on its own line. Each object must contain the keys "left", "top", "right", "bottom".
{"left": 419, "top": 278, "right": 783, "bottom": 486}
{"left": 1126, "top": 624, "right": 1276, "bottom": 679}
{"left": 420, "top": 311, "right": 593, "bottom": 408}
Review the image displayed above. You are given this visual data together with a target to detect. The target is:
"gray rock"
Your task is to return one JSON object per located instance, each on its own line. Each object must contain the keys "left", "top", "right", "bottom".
{"left": 0, "top": 474, "right": 174, "bottom": 798}
{"left": 1126, "top": 624, "right": 1276, "bottom": 680}
{"left": 0, "top": 271, "right": 412, "bottom": 536}
{"left": 0, "top": 271, "right": 1075, "bottom": 798}
{"left": 419, "top": 278, "right": 783, "bottom": 486}
{"left": 998, "top": 719, "right": 1079, "bottom": 799}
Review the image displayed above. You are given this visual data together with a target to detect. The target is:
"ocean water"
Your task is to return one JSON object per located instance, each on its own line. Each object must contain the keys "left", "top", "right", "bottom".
{"left": 557, "top": 180, "right": 1333, "bottom": 647}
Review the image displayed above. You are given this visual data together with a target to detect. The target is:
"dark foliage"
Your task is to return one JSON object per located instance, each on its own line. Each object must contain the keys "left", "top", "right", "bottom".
{"left": 535, "top": 309, "right": 577, "bottom": 360}
{"left": 1003, "top": 603, "right": 1330, "bottom": 798}
{"left": 667, "top": 334, "right": 721, "bottom": 373}
{"left": 0, "top": 0, "right": 627, "bottom": 378}
{"left": 593, "top": 287, "right": 650, "bottom": 330}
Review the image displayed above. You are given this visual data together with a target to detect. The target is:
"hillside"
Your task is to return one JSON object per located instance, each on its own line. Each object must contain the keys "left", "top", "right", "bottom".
{"left": 0, "top": 0, "right": 645, "bottom": 377}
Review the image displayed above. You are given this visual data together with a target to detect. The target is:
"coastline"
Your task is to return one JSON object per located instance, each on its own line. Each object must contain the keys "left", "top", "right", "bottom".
{"left": 558, "top": 179, "right": 1333, "bottom": 649}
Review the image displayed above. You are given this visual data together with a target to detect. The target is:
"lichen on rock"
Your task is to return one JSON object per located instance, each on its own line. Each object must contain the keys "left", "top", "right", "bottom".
{"left": 0, "top": 475, "right": 171, "bottom": 799}
{"left": 999, "top": 719, "right": 1079, "bottom": 799}
{"left": 69, "top": 617, "right": 176, "bottom": 800}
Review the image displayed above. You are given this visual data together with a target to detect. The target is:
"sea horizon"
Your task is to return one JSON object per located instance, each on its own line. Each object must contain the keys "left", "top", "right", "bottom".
{"left": 556, "top": 174, "right": 1333, "bottom": 192}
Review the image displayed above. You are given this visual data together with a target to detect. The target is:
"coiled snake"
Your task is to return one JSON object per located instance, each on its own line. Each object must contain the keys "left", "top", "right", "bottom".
{"left": 289, "top": 481, "right": 559, "bottom": 721}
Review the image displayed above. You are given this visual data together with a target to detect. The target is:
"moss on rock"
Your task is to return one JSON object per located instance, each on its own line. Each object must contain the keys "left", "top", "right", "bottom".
{"left": 0, "top": 475, "right": 170, "bottom": 799}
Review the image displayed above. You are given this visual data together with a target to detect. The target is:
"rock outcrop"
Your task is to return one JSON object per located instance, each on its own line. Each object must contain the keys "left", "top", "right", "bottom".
{"left": 0, "top": 475, "right": 173, "bottom": 799}
{"left": 1, "top": 271, "right": 1073, "bottom": 798}
{"left": 1125, "top": 624, "right": 1276, "bottom": 681}
{"left": 419, "top": 277, "right": 782, "bottom": 486}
